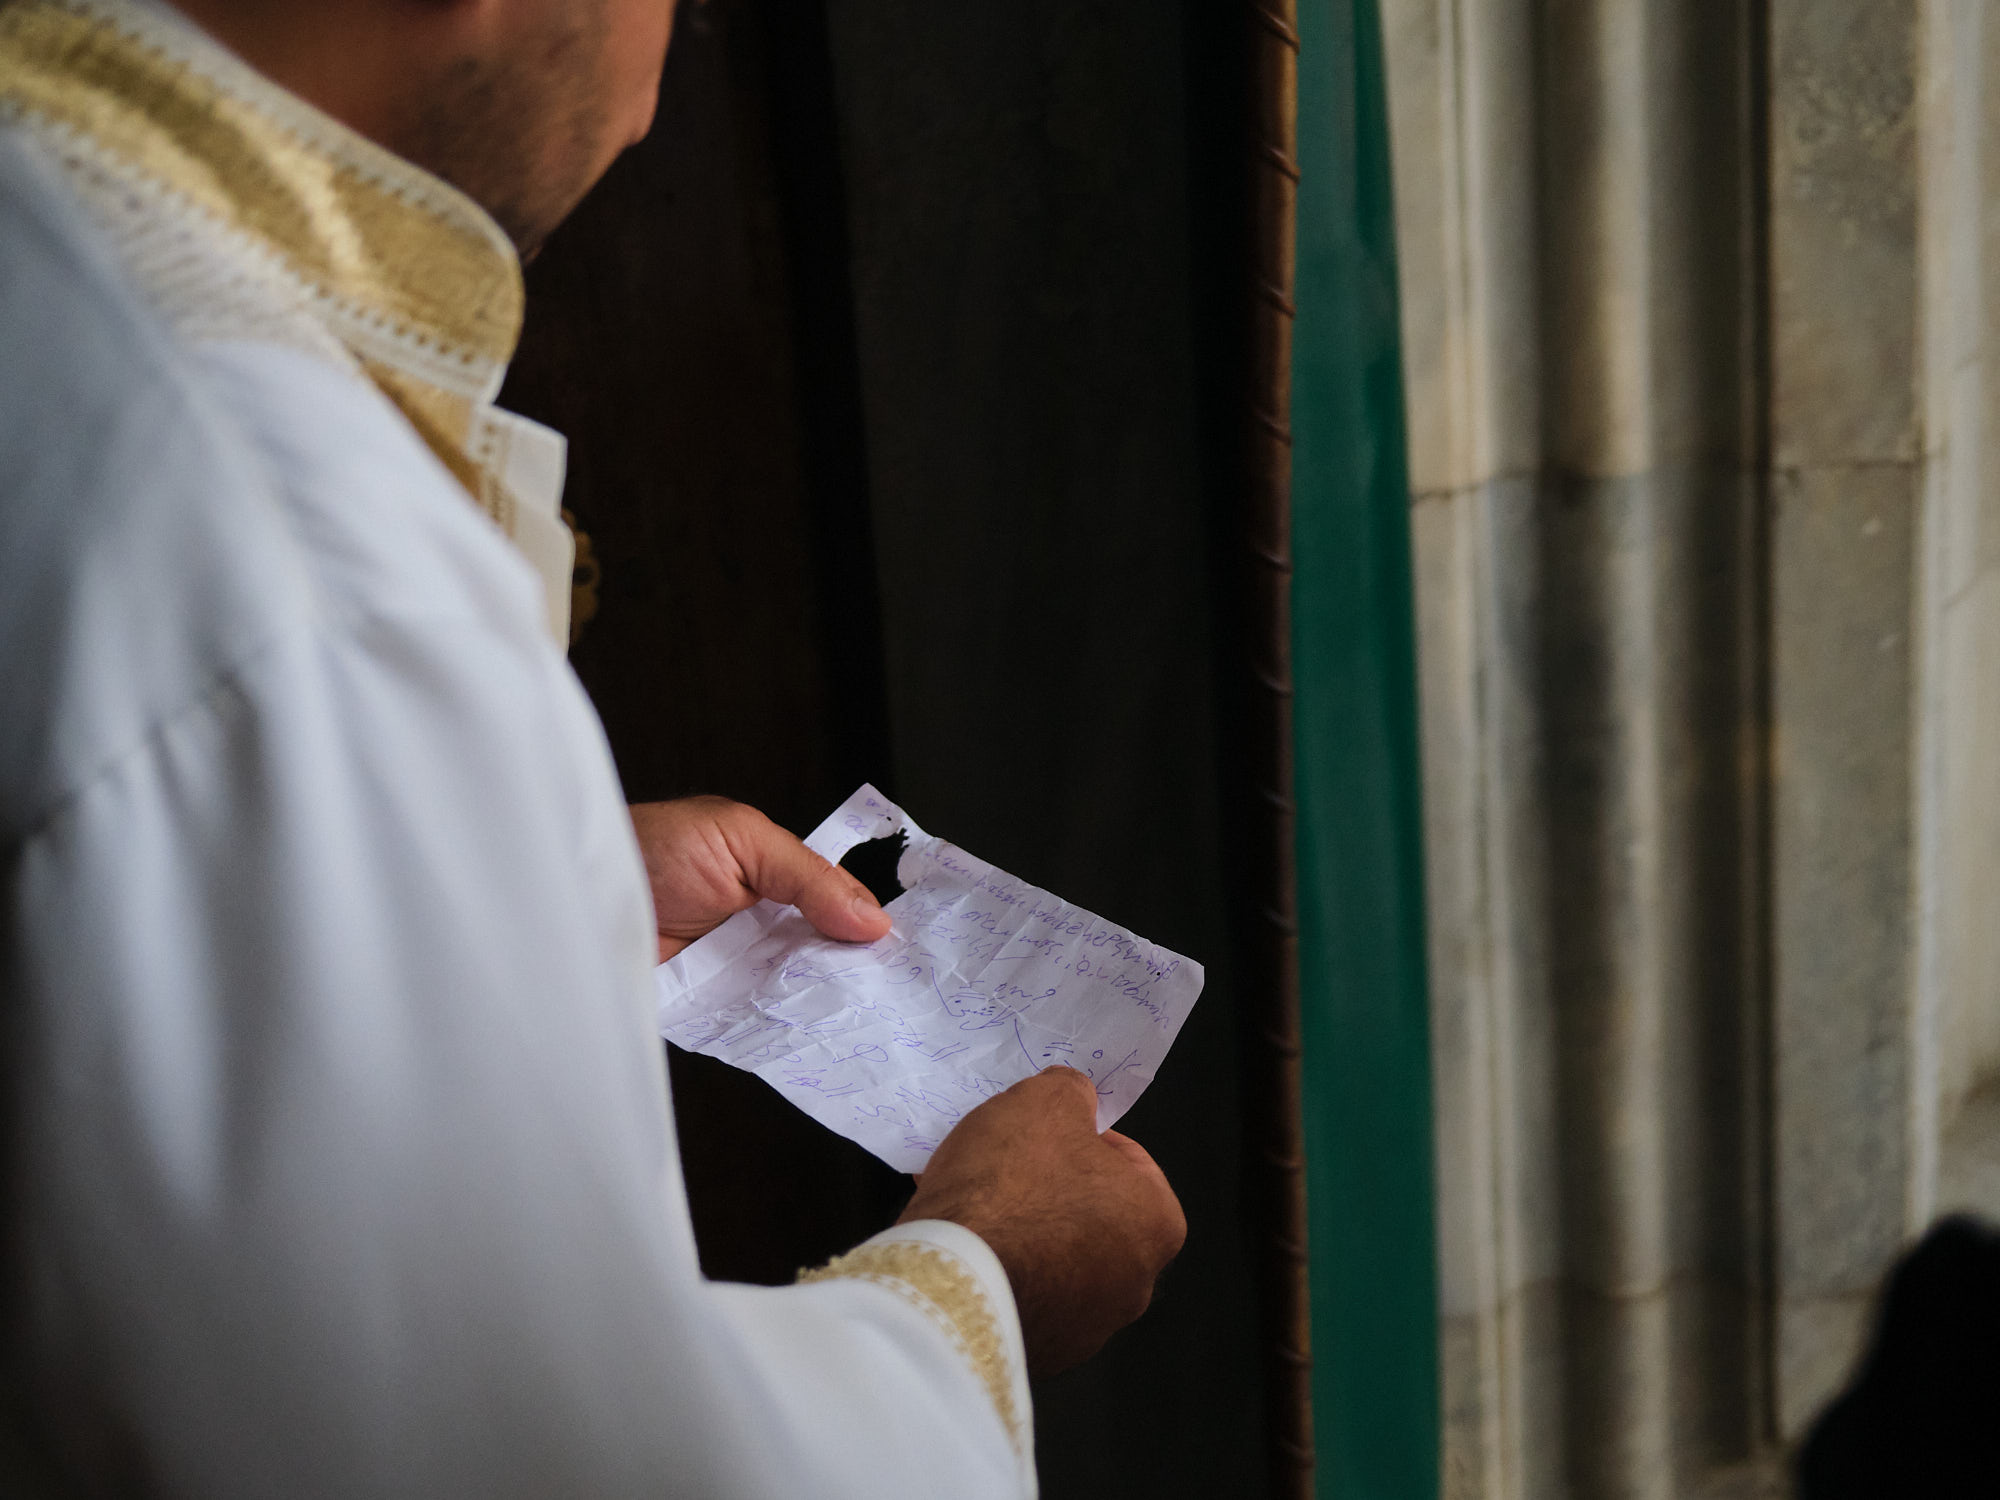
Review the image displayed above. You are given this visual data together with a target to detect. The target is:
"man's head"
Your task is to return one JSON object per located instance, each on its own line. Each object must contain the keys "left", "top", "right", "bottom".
{"left": 172, "top": 0, "right": 678, "bottom": 258}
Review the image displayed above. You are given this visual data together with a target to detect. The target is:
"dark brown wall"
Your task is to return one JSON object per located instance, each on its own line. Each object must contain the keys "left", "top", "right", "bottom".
{"left": 823, "top": 7, "right": 1262, "bottom": 1495}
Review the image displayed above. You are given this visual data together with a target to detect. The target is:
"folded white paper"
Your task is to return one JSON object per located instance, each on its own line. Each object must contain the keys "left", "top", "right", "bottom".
{"left": 655, "top": 785, "right": 1205, "bottom": 1172}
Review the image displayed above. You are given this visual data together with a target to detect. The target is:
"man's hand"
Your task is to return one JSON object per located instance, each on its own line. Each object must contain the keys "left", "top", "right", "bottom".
{"left": 897, "top": 1068, "right": 1187, "bottom": 1379}
{"left": 629, "top": 797, "right": 892, "bottom": 962}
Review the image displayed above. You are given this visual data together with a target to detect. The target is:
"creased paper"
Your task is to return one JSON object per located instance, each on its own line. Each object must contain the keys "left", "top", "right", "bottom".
{"left": 655, "top": 785, "right": 1205, "bottom": 1173}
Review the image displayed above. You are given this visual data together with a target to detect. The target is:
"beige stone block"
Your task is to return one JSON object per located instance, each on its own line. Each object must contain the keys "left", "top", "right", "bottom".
{"left": 1935, "top": 574, "right": 2000, "bottom": 1118}
{"left": 1929, "top": 0, "right": 1984, "bottom": 381}
{"left": 1688, "top": 1460, "right": 1787, "bottom": 1500}
{"left": 1386, "top": 0, "right": 1462, "bottom": 497}
{"left": 1777, "top": 1292, "right": 1874, "bottom": 1438}
{"left": 1554, "top": 1276, "right": 1761, "bottom": 1495}
{"left": 1383, "top": 0, "right": 1544, "bottom": 495}
{"left": 1439, "top": 1312, "right": 1497, "bottom": 1500}
{"left": 1975, "top": 353, "right": 2000, "bottom": 579}
{"left": 1772, "top": 459, "right": 1919, "bottom": 1430}
{"left": 1531, "top": 464, "right": 1765, "bottom": 1307}
{"left": 1509, "top": 1278, "right": 1571, "bottom": 1500}
{"left": 1938, "top": 1077, "right": 2000, "bottom": 1218}
{"left": 1458, "top": 0, "right": 1542, "bottom": 484}
{"left": 1771, "top": 0, "right": 1922, "bottom": 466}
{"left": 1472, "top": 478, "right": 1570, "bottom": 1292}
{"left": 1945, "top": 361, "right": 1984, "bottom": 600}
{"left": 1536, "top": 0, "right": 1666, "bottom": 479}
{"left": 1414, "top": 487, "right": 1493, "bottom": 1318}
{"left": 1981, "top": 0, "right": 2000, "bottom": 340}
{"left": 1531, "top": 0, "right": 1756, "bottom": 481}
{"left": 1562, "top": 1282, "right": 1677, "bottom": 1500}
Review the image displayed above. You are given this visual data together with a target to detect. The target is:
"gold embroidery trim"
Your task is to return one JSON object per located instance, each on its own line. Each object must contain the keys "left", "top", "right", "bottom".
{"left": 0, "top": 0, "right": 522, "bottom": 393}
{"left": 564, "top": 508, "right": 601, "bottom": 647}
{"left": 799, "top": 1241, "right": 1023, "bottom": 1452}
{"left": 0, "top": 0, "right": 573, "bottom": 630}
{"left": 361, "top": 360, "right": 488, "bottom": 516}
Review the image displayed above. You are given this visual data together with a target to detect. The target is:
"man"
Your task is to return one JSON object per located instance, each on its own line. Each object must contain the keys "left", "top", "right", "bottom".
{"left": 0, "top": 0, "right": 1186, "bottom": 1494}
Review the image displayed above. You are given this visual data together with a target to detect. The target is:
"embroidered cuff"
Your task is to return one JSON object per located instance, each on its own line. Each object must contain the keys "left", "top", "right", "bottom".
{"left": 799, "top": 1219, "right": 1032, "bottom": 1459}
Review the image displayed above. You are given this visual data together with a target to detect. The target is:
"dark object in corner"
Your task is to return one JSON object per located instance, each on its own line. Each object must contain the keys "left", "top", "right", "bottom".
{"left": 1797, "top": 1213, "right": 2000, "bottom": 1498}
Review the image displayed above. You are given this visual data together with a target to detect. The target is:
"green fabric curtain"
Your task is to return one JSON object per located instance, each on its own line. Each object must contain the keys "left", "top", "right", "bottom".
{"left": 1291, "top": 2, "right": 1440, "bottom": 1497}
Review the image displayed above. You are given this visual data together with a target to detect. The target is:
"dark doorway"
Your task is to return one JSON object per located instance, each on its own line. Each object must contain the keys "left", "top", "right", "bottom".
{"left": 500, "top": 3, "right": 1261, "bottom": 1494}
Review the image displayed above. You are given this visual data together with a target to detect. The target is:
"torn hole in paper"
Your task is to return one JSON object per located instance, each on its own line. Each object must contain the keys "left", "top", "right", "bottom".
{"left": 839, "top": 829, "right": 908, "bottom": 908}
{"left": 655, "top": 784, "right": 1206, "bottom": 1174}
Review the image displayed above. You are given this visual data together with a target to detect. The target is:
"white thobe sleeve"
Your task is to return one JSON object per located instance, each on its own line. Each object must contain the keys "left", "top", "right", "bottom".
{"left": 0, "top": 159, "right": 1036, "bottom": 1499}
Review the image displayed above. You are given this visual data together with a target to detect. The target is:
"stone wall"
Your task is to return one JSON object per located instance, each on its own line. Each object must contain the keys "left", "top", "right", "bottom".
{"left": 1382, "top": 0, "right": 2000, "bottom": 1493}
{"left": 1920, "top": 1, "right": 2000, "bottom": 1228}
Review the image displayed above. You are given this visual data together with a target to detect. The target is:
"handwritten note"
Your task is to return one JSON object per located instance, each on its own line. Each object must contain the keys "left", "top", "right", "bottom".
{"left": 655, "top": 785, "right": 1205, "bottom": 1173}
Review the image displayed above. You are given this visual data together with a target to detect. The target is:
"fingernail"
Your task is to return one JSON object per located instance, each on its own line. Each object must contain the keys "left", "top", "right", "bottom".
{"left": 850, "top": 893, "right": 883, "bottom": 920}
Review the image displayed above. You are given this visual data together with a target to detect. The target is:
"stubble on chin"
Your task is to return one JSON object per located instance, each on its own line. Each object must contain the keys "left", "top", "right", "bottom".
{"left": 388, "top": 0, "right": 614, "bottom": 262}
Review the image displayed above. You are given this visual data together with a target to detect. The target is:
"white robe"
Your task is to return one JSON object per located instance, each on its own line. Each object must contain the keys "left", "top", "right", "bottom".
{"left": 0, "top": 122, "right": 1033, "bottom": 1497}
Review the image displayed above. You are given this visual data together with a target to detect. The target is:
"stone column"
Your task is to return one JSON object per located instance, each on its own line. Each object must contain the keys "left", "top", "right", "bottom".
{"left": 1385, "top": 0, "right": 2000, "bottom": 1493}
{"left": 1767, "top": 0, "right": 1922, "bottom": 1441}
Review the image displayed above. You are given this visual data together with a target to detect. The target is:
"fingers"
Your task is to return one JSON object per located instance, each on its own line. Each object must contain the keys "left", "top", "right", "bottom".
{"left": 901, "top": 1085, "right": 1187, "bottom": 1378}
{"left": 1010, "top": 1065, "right": 1101, "bottom": 1127}
{"left": 720, "top": 805, "right": 892, "bottom": 945}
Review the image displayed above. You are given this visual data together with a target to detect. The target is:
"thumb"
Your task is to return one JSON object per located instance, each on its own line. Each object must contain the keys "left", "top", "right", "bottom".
{"left": 727, "top": 812, "right": 893, "bottom": 945}
{"left": 1017, "top": 1066, "right": 1102, "bottom": 1128}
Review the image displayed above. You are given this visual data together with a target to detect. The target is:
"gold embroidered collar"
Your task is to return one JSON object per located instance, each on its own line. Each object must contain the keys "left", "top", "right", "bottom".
{"left": 0, "top": 0, "right": 524, "bottom": 399}
{"left": 0, "top": 0, "right": 595, "bottom": 645}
